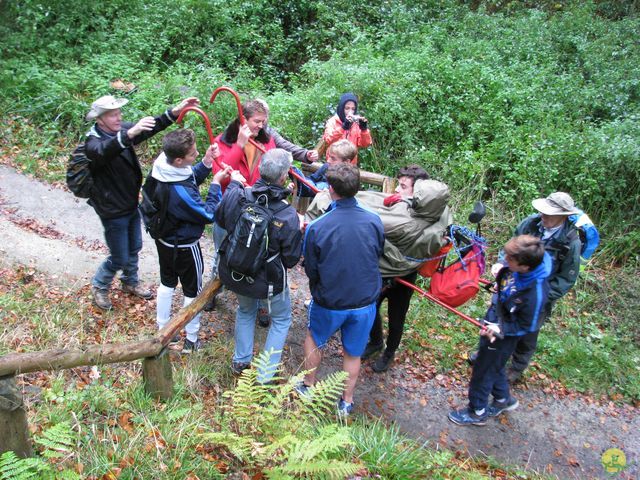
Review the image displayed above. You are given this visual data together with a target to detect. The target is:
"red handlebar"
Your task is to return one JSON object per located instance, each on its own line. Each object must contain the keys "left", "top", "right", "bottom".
{"left": 176, "top": 106, "right": 215, "bottom": 144}
{"left": 394, "top": 277, "right": 484, "bottom": 329}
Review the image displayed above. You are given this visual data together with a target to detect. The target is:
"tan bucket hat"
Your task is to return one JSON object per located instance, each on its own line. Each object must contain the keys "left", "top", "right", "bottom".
{"left": 86, "top": 95, "right": 129, "bottom": 121}
{"left": 531, "top": 192, "right": 581, "bottom": 216}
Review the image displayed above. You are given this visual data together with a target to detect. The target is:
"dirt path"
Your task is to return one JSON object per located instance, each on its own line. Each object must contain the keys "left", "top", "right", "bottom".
{"left": 0, "top": 165, "right": 636, "bottom": 480}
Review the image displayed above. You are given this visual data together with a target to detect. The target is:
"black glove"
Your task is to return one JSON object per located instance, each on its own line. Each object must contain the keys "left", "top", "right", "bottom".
{"left": 342, "top": 119, "right": 353, "bottom": 130}
{"left": 358, "top": 118, "right": 368, "bottom": 130}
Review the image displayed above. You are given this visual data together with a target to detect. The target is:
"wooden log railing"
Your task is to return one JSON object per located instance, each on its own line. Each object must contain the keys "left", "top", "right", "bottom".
{"left": 0, "top": 166, "right": 394, "bottom": 457}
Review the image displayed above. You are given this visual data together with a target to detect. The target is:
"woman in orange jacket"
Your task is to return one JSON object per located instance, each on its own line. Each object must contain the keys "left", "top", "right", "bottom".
{"left": 322, "top": 93, "right": 372, "bottom": 164}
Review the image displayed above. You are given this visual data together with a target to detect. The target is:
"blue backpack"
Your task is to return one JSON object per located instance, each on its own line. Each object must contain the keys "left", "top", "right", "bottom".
{"left": 569, "top": 210, "right": 600, "bottom": 260}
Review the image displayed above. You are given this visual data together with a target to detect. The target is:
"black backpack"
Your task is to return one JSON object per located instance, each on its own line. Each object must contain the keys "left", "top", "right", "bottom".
{"left": 66, "top": 143, "right": 94, "bottom": 198}
{"left": 139, "top": 175, "right": 180, "bottom": 240}
{"left": 224, "top": 190, "right": 288, "bottom": 280}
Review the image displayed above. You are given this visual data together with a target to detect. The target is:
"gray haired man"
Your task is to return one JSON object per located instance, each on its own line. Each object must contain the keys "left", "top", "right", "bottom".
{"left": 215, "top": 149, "right": 302, "bottom": 382}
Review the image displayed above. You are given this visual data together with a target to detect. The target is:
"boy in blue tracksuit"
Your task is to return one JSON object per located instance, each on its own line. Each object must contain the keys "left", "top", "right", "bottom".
{"left": 150, "top": 128, "right": 233, "bottom": 353}
{"left": 449, "top": 234, "right": 552, "bottom": 426}
{"left": 297, "top": 163, "right": 384, "bottom": 416}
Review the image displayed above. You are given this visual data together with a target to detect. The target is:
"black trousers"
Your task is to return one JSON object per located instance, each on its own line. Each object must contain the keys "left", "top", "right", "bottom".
{"left": 509, "top": 301, "right": 554, "bottom": 372}
{"left": 369, "top": 271, "right": 418, "bottom": 354}
{"left": 469, "top": 335, "right": 519, "bottom": 410}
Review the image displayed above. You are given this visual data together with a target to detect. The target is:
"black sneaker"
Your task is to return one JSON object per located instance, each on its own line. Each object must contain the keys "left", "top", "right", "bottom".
{"left": 169, "top": 334, "right": 181, "bottom": 346}
{"left": 181, "top": 339, "right": 202, "bottom": 354}
{"left": 372, "top": 351, "right": 395, "bottom": 373}
{"left": 487, "top": 397, "right": 519, "bottom": 417}
{"left": 362, "top": 342, "right": 384, "bottom": 360}
{"left": 231, "top": 361, "right": 251, "bottom": 376}
{"left": 448, "top": 407, "right": 488, "bottom": 426}
{"left": 203, "top": 296, "right": 216, "bottom": 312}
{"left": 257, "top": 308, "right": 271, "bottom": 328}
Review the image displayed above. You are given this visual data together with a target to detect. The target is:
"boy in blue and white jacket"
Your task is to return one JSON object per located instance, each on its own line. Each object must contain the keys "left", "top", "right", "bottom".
{"left": 151, "top": 128, "right": 234, "bottom": 353}
{"left": 449, "top": 234, "right": 552, "bottom": 426}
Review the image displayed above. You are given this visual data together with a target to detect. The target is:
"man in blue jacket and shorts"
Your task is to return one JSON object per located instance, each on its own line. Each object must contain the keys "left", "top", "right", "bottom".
{"left": 297, "top": 163, "right": 384, "bottom": 416}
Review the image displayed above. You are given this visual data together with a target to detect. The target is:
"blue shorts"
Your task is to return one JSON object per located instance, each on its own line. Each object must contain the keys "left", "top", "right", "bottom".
{"left": 308, "top": 301, "right": 376, "bottom": 357}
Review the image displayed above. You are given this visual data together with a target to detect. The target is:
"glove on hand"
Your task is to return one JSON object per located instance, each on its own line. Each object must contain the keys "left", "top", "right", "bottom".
{"left": 342, "top": 120, "right": 353, "bottom": 130}
{"left": 481, "top": 322, "right": 501, "bottom": 343}
{"left": 383, "top": 193, "right": 403, "bottom": 207}
{"left": 358, "top": 118, "right": 368, "bottom": 130}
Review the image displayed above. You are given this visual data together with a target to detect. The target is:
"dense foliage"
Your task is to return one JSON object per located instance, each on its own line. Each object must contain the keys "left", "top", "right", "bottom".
{"left": 0, "top": 0, "right": 638, "bottom": 261}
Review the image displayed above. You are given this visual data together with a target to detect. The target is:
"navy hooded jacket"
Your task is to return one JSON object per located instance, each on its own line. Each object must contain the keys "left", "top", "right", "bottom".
{"left": 150, "top": 153, "right": 221, "bottom": 245}
{"left": 485, "top": 252, "right": 552, "bottom": 336}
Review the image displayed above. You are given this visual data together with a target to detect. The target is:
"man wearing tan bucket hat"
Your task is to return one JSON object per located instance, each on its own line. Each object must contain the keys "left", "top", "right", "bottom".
{"left": 469, "top": 192, "right": 583, "bottom": 382}
{"left": 85, "top": 94, "right": 199, "bottom": 310}
{"left": 498, "top": 192, "right": 582, "bottom": 382}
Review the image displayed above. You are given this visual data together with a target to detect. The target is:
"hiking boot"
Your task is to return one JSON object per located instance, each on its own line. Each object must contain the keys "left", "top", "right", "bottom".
{"left": 231, "top": 361, "right": 251, "bottom": 376}
{"left": 91, "top": 287, "right": 112, "bottom": 311}
{"left": 372, "top": 351, "right": 395, "bottom": 373}
{"left": 467, "top": 350, "right": 479, "bottom": 366}
{"left": 507, "top": 368, "right": 523, "bottom": 384}
{"left": 121, "top": 282, "right": 154, "bottom": 299}
{"left": 203, "top": 295, "right": 216, "bottom": 312}
{"left": 337, "top": 398, "right": 354, "bottom": 417}
{"left": 257, "top": 308, "right": 271, "bottom": 328}
{"left": 487, "top": 397, "right": 519, "bottom": 417}
{"left": 181, "top": 338, "right": 202, "bottom": 354}
{"left": 448, "top": 407, "right": 487, "bottom": 426}
{"left": 294, "top": 380, "right": 313, "bottom": 399}
{"left": 169, "top": 334, "right": 181, "bottom": 346}
{"left": 362, "top": 342, "right": 384, "bottom": 360}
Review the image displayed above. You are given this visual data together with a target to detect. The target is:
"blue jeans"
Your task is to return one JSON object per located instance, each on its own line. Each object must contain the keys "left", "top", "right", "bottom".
{"left": 233, "top": 287, "right": 292, "bottom": 383}
{"left": 92, "top": 210, "right": 143, "bottom": 290}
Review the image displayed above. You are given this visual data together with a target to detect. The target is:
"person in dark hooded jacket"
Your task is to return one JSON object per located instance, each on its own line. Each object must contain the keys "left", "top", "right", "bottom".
{"left": 150, "top": 129, "right": 235, "bottom": 353}
{"left": 216, "top": 149, "right": 302, "bottom": 382}
{"left": 321, "top": 93, "right": 372, "bottom": 164}
{"left": 449, "top": 235, "right": 551, "bottom": 426}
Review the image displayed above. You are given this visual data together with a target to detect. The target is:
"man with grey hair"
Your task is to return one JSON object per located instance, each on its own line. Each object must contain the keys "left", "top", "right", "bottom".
{"left": 84, "top": 94, "right": 199, "bottom": 310}
{"left": 215, "top": 148, "right": 302, "bottom": 382}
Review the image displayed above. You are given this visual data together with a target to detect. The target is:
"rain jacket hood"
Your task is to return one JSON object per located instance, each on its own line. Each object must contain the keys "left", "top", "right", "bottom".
{"left": 337, "top": 93, "right": 359, "bottom": 123}
{"left": 151, "top": 152, "right": 193, "bottom": 182}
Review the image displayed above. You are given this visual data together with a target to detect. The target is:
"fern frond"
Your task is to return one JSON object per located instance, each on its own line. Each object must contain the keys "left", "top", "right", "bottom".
{"left": 200, "top": 431, "right": 252, "bottom": 462}
{"left": 34, "top": 422, "right": 75, "bottom": 459}
{"left": 284, "top": 424, "right": 352, "bottom": 463}
{"left": 0, "top": 451, "right": 46, "bottom": 480}
{"left": 268, "top": 459, "right": 360, "bottom": 479}
{"left": 297, "top": 371, "right": 347, "bottom": 422}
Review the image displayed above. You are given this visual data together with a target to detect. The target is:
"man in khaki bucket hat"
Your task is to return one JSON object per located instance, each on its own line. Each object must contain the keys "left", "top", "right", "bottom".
{"left": 83, "top": 93, "right": 199, "bottom": 310}
{"left": 469, "top": 191, "right": 582, "bottom": 382}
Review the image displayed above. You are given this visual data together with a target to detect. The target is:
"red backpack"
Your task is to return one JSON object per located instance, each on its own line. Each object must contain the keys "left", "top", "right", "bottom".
{"left": 429, "top": 244, "right": 485, "bottom": 307}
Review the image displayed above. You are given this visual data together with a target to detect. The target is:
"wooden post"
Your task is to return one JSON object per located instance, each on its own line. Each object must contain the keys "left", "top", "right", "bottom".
{"left": 142, "top": 348, "right": 173, "bottom": 401}
{"left": 0, "top": 375, "right": 32, "bottom": 458}
{"left": 382, "top": 176, "right": 397, "bottom": 194}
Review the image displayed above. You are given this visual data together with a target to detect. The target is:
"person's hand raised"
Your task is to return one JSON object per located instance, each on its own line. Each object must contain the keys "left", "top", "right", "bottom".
{"left": 171, "top": 97, "right": 200, "bottom": 117}
{"left": 236, "top": 124, "right": 252, "bottom": 148}
{"left": 127, "top": 116, "right": 156, "bottom": 139}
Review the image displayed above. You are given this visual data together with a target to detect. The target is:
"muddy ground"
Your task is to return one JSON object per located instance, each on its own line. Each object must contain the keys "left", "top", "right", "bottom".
{"left": 0, "top": 164, "right": 637, "bottom": 480}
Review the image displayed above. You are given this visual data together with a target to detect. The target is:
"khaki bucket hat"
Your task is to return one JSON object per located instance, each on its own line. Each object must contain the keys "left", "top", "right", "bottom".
{"left": 86, "top": 95, "right": 129, "bottom": 121}
{"left": 531, "top": 192, "right": 581, "bottom": 216}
